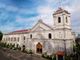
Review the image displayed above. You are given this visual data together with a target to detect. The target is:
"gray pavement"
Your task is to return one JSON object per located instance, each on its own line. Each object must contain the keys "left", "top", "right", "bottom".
{"left": 0, "top": 50, "right": 10, "bottom": 60}
{"left": 0, "top": 48, "right": 47, "bottom": 60}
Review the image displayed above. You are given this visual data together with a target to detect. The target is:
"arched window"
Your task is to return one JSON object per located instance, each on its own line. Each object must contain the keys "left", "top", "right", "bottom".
{"left": 8, "top": 37, "right": 9, "bottom": 41}
{"left": 48, "top": 33, "right": 52, "bottom": 39}
{"left": 14, "top": 37, "right": 16, "bottom": 41}
{"left": 58, "top": 17, "right": 61, "bottom": 23}
{"left": 8, "top": 37, "right": 10, "bottom": 41}
{"left": 13, "top": 44, "right": 15, "bottom": 47}
{"left": 66, "top": 17, "right": 68, "bottom": 23}
{"left": 6, "top": 38, "right": 7, "bottom": 41}
{"left": 17, "top": 37, "right": 19, "bottom": 42}
{"left": 11, "top": 37, "right": 13, "bottom": 41}
{"left": 23, "top": 36, "right": 25, "bottom": 40}
{"left": 59, "top": 32, "right": 62, "bottom": 38}
{"left": 30, "top": 34, "right": 32, "bottom": 38}
{"left": 16, "top": 44, "right": 19, "bottom": 48}
{"left": 23, "top": 45, "right": 25, "bottom": 51}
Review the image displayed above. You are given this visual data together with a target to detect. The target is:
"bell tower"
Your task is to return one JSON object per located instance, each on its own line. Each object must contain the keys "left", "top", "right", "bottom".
{"left": 53, "top": 8, "right": 72, "bottom": 39}
{"left": 53, "top": 8, "right": 71, "bottom": 30}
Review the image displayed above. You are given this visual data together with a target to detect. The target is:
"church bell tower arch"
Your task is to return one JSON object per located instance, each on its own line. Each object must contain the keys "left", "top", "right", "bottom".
{"left": 53, "top": 8, "right": 71, "bottom": 30}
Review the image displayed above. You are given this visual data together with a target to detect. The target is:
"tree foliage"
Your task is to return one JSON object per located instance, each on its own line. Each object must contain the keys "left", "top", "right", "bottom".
{"left": 0, "top": 31, "right": 3, "bottom": 41}
{"left": 73, "top": 37, "right": 80, "bottom": 60}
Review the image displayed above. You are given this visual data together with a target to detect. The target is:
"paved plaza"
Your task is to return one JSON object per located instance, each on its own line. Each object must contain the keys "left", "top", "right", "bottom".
{"left": 0, "top": 48, "right": 47, "bottom": 60}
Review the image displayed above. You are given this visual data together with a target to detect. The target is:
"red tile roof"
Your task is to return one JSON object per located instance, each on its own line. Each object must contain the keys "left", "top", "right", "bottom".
{"left": 5, "top": 29, "right": 31, "bottom": 35}
{"left": 56, "top": 51, "right": 64, "bottom": 56}
{"left": 53, "top": 8, "right": 70, "bottom": 15}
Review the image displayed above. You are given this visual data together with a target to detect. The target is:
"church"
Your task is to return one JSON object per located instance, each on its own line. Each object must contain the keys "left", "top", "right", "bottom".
{"left": 2, "top": 8, "right": 75, "bottom": 57}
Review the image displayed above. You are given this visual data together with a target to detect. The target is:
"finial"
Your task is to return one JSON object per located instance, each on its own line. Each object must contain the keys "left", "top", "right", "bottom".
{"left": 58, "top": 0, "right": 62, "bottom": 8}
{"left": 58, "top": 7, "right": 64, "bottom": 11}
{"left": 38, "top": 19, "right": 43, "bottom": 23}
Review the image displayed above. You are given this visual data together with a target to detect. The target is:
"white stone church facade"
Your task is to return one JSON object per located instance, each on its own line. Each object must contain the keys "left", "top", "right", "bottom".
{"left": 2, "top": 8, "right": 75, "bottom": 56}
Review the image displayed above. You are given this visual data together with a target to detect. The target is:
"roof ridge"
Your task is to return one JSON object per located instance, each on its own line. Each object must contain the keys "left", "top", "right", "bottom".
{"left": 5, "top": 29, "right": 31, "bottom": 35}
{"left": 40, "top": 20, "right": 53, "bottom": 30}
{"left": 53, "top": 7, "right": 70, "bottom": 15}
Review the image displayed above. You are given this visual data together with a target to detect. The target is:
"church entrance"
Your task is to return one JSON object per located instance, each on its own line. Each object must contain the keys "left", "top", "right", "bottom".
{"left": 56, "top": 51, "right": 64, "bottom": 60}
{"left": 36, "top": 42, "right": 42, "bottom": 53}
{"left": 58, "top": 55, "right": 63, "bottom": 60}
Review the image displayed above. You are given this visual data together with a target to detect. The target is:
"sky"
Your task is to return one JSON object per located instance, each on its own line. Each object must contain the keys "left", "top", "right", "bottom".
{"left": 0, "top": 0, "right": 80, "bottom": 34}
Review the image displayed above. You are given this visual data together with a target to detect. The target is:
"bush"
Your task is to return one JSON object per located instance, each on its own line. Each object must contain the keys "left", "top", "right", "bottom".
{"left": 0, "top": 42, "right": 21, "bottom": 51}
{"left": 28, "top": 49, "right": 33, "bottom": 54}
{"left": 22, "top": 49, "right": 27, "bottom": 53}
{"left": 25, "top": 49, "right": 33, "bottom": 54}
{"left": 42, "top": 52, "right": 47, "bottom": 58}
{"left": 17, "top": 47, "right": 21, "bottom": 51}
{"left": 6, "top": 44, "right": 10, "bottom": 48}
{"left": 22, "top": 49, "right": 33, "bottom": 54}
{"left": 13, "top": 47, "right": 17, "bottom": 50}
{"left": 9, "top": 44, "right": 13, "bottom": 49}
{"left": 42, "top": 52, "right": 56, "bottom": 60}
{"left": 65, "top": 54, "right": 74, "bottom": 60}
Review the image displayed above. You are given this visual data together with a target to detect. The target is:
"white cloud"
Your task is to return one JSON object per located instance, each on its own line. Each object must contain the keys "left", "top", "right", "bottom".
{"left": 62, "top": 6, "right": 74, "bottom": 13}
{"left": 45, "top": 0, "right": 58, "bottom": 4}
{"left": 16, "top": 15, "right": 39, "bottom": 23}
{"left": 0, "top": 0, "right": 80, "bottom": 33}
{"left": 37, "top": 6, "right": 55, "bottom": 26}
{"left": 73, "top": 27, "right": 80, "bottom": 34}
{"left": 65, "top": 0, "right": 80, "bottom": 13}
{"left": 6, "top": 6, "right": 18, "bottom": 12}
{"left": 18, "top": 9, "right": 35, "bottom": 15}
{"left": 0, "top": 2, "right": 19, "bottom": 12}
{"left": 37, "top": 6, "right": 53, "bottom": 15}
{"left": 36, "top": 0, "right": 80, "bottom": 33}
{"left": 0, "top": 24, "right": 16, "bottom": 33}
{"left": 0, "top": 23, "right": 28, "bottom": 33}
{"left": 15, "top": 15, "right": 40, "bottom": 28}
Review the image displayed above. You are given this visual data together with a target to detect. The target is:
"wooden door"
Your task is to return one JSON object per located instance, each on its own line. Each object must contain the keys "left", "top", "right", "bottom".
{"left": 36, "top": 43, "right": 42, "bottom": 53}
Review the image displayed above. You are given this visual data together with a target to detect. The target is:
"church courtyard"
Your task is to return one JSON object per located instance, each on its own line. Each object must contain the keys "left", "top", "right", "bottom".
{"left": 0, "top": 48, "right": 47, "bottom": 60}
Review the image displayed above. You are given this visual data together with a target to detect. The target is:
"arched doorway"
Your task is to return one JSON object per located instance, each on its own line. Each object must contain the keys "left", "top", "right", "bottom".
{"left": 36, "top": 42, "right": 42, "bottom": 53}
{"left": 56, "top": 51, "right": 64, "bottom": 60}
{"left": 22, "top": 45, "right": 25, "bottom": 51}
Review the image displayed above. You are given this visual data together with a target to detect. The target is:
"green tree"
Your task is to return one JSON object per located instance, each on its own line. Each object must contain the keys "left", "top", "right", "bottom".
{"left": 0, "top": 31, "right": 3, "bottom": 41}
{"left": 73, "top": 37, "right": 80, "bottom": 60}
